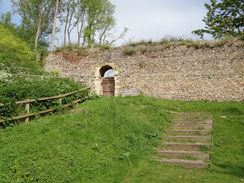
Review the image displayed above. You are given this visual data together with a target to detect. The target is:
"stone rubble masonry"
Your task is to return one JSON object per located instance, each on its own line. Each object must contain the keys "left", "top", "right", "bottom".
{"left": 44, "top": 40, "right": 244, "bottom": 102}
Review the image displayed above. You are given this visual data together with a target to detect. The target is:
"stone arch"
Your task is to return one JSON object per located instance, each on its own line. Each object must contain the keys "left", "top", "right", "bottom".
{"left": 93, "top": 63, "right": 119, "bottom": 96}
{"left": 100, "top": 65, "right": 114, "bottom": 77}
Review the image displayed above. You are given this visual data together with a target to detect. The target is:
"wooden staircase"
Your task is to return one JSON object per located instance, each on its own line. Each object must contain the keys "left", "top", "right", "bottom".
{"left": 156, "top": 114, "right": 214, "bottom": 168}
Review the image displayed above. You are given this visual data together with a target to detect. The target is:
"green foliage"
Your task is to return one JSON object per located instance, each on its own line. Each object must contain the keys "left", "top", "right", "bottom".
{"left": 192, "top": 0, "right": 244, "bottom": 39}
{"left": 0, "top": 76, "right": 84, "bottom": 103}
{"left": 11, "top": 0, "right": 57, "bottom": 50}
{"left": 55, "top": 43, "right": 90, "bottom": 56}
{"left": 0, "top": 24, "right": 89, "bottom": 121}
{"left": 0, "top": 12, "right": 16, "bottom": 34}
{"left": 140, "top": 46, "right": 148, "bottom": 54}
{"left": 56, "top": 43, "right": 80, "bottom": 51}
{"left": 123, "top": 47, "right": 136, "bottom": 56}
{"left": 128, "top": 39, "right": 156, "bottom": 47}
{"left": 124, "top": 36, "right": 240, "bottom": 51}
{"left": 97, "top": 43, "right": 111, "bottom": 51}
{"left": 0, "top": 25, "right": 38, "bottom": 69}
{"left": 0, "top": 74, "right": 87, "bottom": 120}
{"left": 64, "top": 0, "right": 116, "bottom": 47}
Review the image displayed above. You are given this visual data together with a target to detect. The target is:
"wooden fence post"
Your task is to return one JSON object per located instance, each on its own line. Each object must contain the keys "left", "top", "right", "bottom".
{"left": 76, "top": 92, "right": 79, "bottom": 107}
{"left": 59, "top": 98, "right": 62, "bottom": 106}
{"left": 25, "top": 102, "right": 30, "bottom": 123}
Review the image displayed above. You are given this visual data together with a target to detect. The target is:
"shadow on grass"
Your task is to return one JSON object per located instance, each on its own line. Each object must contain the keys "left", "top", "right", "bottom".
{"left": 213, "top": 163, "right": 244, "bottom": 178}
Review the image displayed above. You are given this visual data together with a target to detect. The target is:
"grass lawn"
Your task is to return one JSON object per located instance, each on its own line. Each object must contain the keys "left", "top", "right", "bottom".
{"left": 0, "top": 96, "right": 243, "bottom": 182}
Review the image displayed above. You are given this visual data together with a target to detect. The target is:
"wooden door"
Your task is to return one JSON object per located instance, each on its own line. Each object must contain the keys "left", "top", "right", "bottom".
{"left": 102, "top": 77, "right": 115, "bottom": 97}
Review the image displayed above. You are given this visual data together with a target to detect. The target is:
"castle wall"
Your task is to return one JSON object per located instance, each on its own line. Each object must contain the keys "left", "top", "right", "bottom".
{"left": 44, "top": 40, "right": 244, "bottom": 101}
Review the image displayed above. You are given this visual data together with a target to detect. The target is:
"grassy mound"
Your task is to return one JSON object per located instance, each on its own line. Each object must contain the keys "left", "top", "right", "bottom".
{"left": 0, "top": 96, "right": 169, "bottom": 182}
{"left": 0, "top": 96, "right": 243, "bottom": 182}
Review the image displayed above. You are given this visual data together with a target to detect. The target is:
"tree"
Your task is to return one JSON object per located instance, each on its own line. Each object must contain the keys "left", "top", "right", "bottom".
{"left": 0, "top": 12, "right": 16, "bottom": 32}
{"left": 192, "top": 0, "right": 244, "bottom": 39}
{"left": 82, "top": 0, "right": 103, "bottom": 46}
{"left": 60, "top": 0, "right": 77, "bottom": 45}
{"left": 11, "top": 0, "right": 58, "bottom": 53}
{"left": 60, "top": 0, "right": 118, "bottom": 47}
{"left": 96, "top": 0, "right": 116, "bottom": 45}
{"left": 50, "top": 0, "right": 59, "bottom": 52}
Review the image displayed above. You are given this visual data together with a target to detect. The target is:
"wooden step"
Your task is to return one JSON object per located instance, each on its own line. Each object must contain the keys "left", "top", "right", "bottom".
{"left": 158, "top": 142, "right": 212, "bottom": 151}
{"left": 158, "top": 158, "right": 210, "bottom": 168}
{"left": 168, "top": 111, "right": 201, "bottom": 115}
{"left": 172, "top": 119, "right": 214, "bottom": 124}
{"left": 173, "top": 124, "right": 213, "bottom": 130}
{"left": 165, "top": 136, "right": 212, "bottom": 143}
{"left": 165, "top": 130, "right": 213, "bottom": 135}
{"left": 156, "top": 150, "right": 211, "bottom": 159}
{"left": 174, "top": 115, "right": 213, "bottom": 120}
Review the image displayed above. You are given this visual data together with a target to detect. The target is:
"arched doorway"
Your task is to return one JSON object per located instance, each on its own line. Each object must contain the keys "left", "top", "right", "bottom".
{"left": 100, "top": 65, "right": 115, "bottom": 97}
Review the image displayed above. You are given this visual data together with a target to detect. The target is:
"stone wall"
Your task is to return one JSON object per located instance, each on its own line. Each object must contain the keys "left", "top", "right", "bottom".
{"left": 44, "top": 40, "right": 244, "bottom": 102}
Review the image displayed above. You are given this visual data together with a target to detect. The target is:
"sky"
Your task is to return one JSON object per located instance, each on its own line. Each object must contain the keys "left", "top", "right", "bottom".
{"left": 109, "top": 0, "right": 212, "bottom": 45}
{"left": 0, "top": 0, "right": 212, "bottom": 46}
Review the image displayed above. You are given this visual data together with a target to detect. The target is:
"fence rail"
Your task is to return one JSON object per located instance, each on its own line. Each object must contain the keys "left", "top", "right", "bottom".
{"left": 0, "top": 87, "right": 90, "bottom": 123}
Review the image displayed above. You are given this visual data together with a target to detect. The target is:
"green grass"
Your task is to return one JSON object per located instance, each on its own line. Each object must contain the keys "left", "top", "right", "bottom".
{"left": 0, "top": 96, "right": 243, "bottom": 183}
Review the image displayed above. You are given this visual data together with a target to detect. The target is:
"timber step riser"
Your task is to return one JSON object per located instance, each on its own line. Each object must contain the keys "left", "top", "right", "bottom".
{"left": 158, "top": 159, "right": 210, "bottom": 168}
{"left": 165, "top": 136, "right": 212, "bottom": 143}
{"left": 174, "top": 115, "right": 213, "bottom": 120}
{"left": 173, "top": 124, "right": 213, "bottom": 130}
{"left": 165, "top": 130, "right": 213, "bottom": 135}
{"left": 172, "top": 121, "right": 213, "bottom": 124}
{"left": 172, "top": 120, "right": 213, "bottom": 124}
{"left": 156, "top": 150, "right": 211, "bottom": 159}
{"left": 158, "top": 143, "right": 211, "bottom": 151}
{"left": 157, "top": 113, "right": 214, "bottom": 168}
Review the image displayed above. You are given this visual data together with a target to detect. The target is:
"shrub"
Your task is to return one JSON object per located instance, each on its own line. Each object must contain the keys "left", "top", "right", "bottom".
{"left": 0, "top": 76, "right": 85, "bottom": 103}
{"left": 140, "top": 46, "right": 148, "bottom": 54}
{"left": 0, "top": 25, "right": 39, "bottom": 70}
{"left": 0, "top": 75, "right": 88, "bottom": 120}
{"left": 97, "top": 44, "right": 111, "bottom": 51}
{"left": 123, "top": 47, "right": 136, "bottom": 56}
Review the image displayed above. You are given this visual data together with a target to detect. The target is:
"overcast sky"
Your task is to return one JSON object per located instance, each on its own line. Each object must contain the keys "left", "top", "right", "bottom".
{"left": 0, "top": 0, "right": 212, "bottom": 46}
{"left": 110, "top": 0, "right": 212, "bottom": 45}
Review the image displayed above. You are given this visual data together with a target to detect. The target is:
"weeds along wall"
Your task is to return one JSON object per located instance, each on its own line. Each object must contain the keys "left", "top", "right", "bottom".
{"left": 44, "top": 40, "right": 244, "bottom": 102}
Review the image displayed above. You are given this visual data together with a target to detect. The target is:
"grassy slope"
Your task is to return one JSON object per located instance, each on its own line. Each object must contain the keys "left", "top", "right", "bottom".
{"left": 0, "top": 96, "right": 243, "bottom": 183}
{"left": 0, "top": 24, "right": 38, "bottom": 69}
{"left": 123, "top": 98, "right": 244, "bottom": 183}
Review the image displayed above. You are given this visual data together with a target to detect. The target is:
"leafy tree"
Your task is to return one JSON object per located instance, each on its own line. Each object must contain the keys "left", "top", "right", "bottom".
{"left": 96, "top": 0, "right": 116, "bottom": 45}
{"left": 11, "top": 0, "right": 58, "bottom": 53}
{"left": 61, "top": 0, "right": 117, "bottom": 47}
{"left": 0, "top": 12, "right": 15, "bottom": 31}
{"left": 192, "top": 0, "right": 244, "bottom": 39}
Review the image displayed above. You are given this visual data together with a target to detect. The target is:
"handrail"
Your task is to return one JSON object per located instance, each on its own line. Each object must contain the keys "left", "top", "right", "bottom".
{"left": 0, "top": 87, "right": 90, "bottom": 123}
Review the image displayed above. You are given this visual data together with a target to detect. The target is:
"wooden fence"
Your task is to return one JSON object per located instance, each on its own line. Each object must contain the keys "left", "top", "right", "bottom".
{"left": 0, "top": 87, "right": 90, "bottom": 123}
